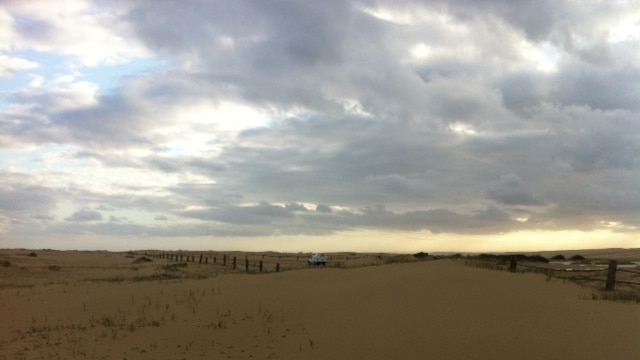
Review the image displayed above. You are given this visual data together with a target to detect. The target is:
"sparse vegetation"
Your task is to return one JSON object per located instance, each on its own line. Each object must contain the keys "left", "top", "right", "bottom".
{"left": 473, "top": 253, "right": 549, "bottom": 263}
{"left": 132, "top": 273, "right": 182, "bottom": 282}
{"left": 413, "top": 252, "right": 429, "bottom": 259}
{"left": 590, "top": 290, "right": 640, "bottom": 303}
{"left": 132, "top": 256, "right": 153, "bottom": 264}
{"left": 527, "top": 255, "right": 550, "bottom": 263}
{"left": 1, "top": 260, "right": 10, "bottom": 267}
{"left": 550, "top": 254, "right": 566, "bottom": 261}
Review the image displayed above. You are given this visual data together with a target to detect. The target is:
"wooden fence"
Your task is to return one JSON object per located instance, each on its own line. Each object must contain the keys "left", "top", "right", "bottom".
{"left": 509, "top": 258, "right": 640, "bottom": 291}
{"left": 144, "top": 252, "right": 283, "bottom": 273}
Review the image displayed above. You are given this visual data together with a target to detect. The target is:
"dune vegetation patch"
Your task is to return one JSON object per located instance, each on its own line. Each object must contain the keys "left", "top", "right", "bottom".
{"left": 132, "top": 256, "right": 154, "bottom": 264}
{"left": 588, "top": 290, "right": 640, "bottom": 303}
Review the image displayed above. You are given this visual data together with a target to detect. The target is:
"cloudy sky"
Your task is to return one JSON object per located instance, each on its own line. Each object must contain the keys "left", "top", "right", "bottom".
{"left": 1, "top": 0, "right": 639, "bottom": 252}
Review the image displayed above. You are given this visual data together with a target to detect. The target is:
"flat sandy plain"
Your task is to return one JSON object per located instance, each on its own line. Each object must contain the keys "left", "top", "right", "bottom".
{"left": 0, "top": 249, "right": 638, "bottom": 359}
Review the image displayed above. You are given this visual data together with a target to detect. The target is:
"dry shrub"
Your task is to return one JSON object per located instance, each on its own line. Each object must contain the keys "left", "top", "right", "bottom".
{"left": 133, "top": 256, "right": 153, "bottom": 264}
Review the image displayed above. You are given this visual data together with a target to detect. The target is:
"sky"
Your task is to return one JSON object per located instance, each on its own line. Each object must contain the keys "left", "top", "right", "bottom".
{"left": 0, "top": 0, "right": 639, "bottom": 253}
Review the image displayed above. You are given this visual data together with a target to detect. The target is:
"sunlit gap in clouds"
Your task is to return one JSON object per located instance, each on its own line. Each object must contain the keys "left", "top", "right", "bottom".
{"left": 158, "top": 101, "right": 311, "bottom": 157}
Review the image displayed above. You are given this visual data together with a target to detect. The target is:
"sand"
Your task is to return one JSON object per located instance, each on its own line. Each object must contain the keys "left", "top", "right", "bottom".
{"left": 0, "top": 250, "right": 638, "bottom": 359}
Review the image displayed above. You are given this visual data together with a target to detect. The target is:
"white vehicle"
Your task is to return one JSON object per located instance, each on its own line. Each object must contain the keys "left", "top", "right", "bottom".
{"left": 308, "top": 253, "right": 328, "bottom": 266}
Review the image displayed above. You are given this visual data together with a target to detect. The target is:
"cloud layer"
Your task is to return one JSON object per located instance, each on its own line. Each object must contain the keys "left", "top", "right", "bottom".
{"left": 1, "top": 0, "right": 639, "bottom": 250}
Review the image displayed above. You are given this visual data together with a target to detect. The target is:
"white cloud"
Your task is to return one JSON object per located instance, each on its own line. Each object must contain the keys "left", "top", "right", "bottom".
{"left": 0, "top": 7, "right": 14, "bottom": 51}
{"left": 3, "top": 0, "right": 151, "bottom": 66}
{"left": 0, "top": 54, "right": 39, "bottom": 76}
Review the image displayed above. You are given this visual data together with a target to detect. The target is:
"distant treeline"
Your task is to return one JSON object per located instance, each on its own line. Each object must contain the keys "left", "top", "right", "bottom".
{"left": 411, "top": 252, "right": 551, "bottom": 263}
{"left": 466, "top": 253, "right": 587, "bottom": 263}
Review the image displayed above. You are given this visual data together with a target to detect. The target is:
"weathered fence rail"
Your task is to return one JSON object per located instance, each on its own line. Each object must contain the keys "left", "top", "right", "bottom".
{"left": 508, "top": 258, "right": 640, "bottom": 291}
{"left": 147, "top": 252, "right": 283, "bottom": 273}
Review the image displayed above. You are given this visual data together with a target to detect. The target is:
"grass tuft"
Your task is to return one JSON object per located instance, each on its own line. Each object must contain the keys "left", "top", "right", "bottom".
{"left": 590, "top": 290, "right": 640, "bottom": 303}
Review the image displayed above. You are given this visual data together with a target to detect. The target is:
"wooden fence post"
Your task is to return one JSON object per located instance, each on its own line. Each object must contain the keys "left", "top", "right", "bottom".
{"left": 223, "top": 255, "right": 227, "bottom": 266}
{"left": 205, "top": 257, "right": 208, "bottom": 264}
{"left": 199, "top": 254, "right": 203, "bottom": 264}
{"left": 605, "top": 260, "right": 617, "bottom": 291}
{"left": 259, "top": 261, "right": 263, "bottom": 273}
{"left": 245, "top": 257, "right": 249, "bottom": 272}
{"left": 276, "top": 263, "right": 280, "bottom": 272}
{"left": 233, "top": 256, "right": 237, "bottom": 270}
{"left": 509, "top": 257, "right": 518, "bottom": 273}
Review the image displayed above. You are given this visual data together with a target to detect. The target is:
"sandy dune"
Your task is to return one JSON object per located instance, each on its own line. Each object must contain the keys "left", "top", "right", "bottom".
{"left": 0, "top": 250, "right": 638, "bottom": 359}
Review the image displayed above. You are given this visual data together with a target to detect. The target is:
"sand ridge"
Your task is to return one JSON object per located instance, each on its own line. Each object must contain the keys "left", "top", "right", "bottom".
{"left": 0, "top": 250, "right": 638, "bottom": 359}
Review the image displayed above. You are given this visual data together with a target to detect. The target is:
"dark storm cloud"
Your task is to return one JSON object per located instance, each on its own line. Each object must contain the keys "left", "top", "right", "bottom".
{"left": 486, "top": 174, "right": 544, "bottom": 206}
{"left": 549, "top": 107, "right": 640, "bottom": 172}
{"left": 436, "top": 0, "right": 565, "bottom": 40}
{"left": 173, "top": 200, "right": 519, "bottom": 236}
{"left": 551, "top": 67, "right": 640, "bottom": 112}
{"left": 65, "top": 208, "right": 104, "bottom": 222}
{"left": 308, "top": 204, "right": 518, "bottom": 235}
{"left": 216, "top": 116, "right": 461, "bottom": 208}
{"left": 315, "top": 204, "right": 333, "bottom": 214}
